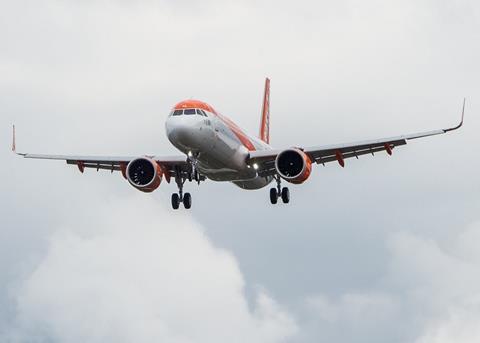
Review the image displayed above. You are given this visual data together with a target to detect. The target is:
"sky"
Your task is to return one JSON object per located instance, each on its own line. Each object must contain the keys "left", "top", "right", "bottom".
{"left": 1, "top": 0, "right": 480, "bottom": 342}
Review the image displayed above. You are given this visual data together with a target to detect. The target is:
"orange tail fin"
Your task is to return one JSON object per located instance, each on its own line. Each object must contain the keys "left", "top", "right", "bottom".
{"left": 259, "top": 78, "right": 270, "bottom": 144}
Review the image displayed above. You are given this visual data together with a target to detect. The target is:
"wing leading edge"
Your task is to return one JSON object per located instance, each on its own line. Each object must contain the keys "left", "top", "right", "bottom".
{"left": 250, "top": 99, "right": 465, "bottom": 175}
{"left": 11, "top": 126, "right": 190, "bottom": 179}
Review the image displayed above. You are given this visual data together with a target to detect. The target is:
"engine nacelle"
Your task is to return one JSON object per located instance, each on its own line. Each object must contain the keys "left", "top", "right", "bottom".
{"left": 275, "top": 148, "right": 312, "bottom": 184}
{"left": 126, "top": 157, "right": 163, "bottom": 193}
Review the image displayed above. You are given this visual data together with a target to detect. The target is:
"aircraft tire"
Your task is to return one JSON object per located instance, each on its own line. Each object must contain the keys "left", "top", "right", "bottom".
{"left": 172, "top": 193, "right": 180, "bottom": 210}
{"left": 270, "top": 188, "right": 278, "bottom": 204}
{"left": 183, "top": 192, "right": 192, "bottom": 209}
{"left": 281, "top": 187, "right": 290, "bottom": 204}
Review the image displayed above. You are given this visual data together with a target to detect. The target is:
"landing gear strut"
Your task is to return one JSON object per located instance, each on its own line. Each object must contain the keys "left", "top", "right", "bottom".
{"left": 270, "top": 175, "right": 290, "bottom": 204}
{"left": 188, "top": 152, "right": 201, "bottom": 185}
{"left": 172, "top": 169, "right": 192, "bottom": 210}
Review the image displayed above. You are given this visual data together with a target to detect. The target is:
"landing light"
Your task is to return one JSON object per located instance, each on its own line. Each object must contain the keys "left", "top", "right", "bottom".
{"left": 253, "top": 163, "right": 259, "bottom": 170}
{"left": 188, "top": 151, "right": 193, "bottom": 158}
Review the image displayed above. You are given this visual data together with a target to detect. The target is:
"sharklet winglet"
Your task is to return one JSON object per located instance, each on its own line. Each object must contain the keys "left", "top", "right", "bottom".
{"left": 444, "top": 98, "right": 466, "bottom": 133}
{"left": 12, "top": 125, "right": 26, "bottom": 156}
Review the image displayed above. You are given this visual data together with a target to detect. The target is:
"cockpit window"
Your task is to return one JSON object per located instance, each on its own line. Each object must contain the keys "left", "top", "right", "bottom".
{"left": 171, "top": 108, "right": 208, "bottom": 117}
{"left": 172, "top": 109, "right": 183, "bottom": 116}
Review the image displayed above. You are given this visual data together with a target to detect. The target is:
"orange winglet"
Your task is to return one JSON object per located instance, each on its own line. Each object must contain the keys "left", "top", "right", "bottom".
{"left": 335, "top": 150, "right": 345, "bottom": 167}
{"left": 384, "top": 144, "right": 393, "bottom": 156}
{"left": 77, "top": 161, "right": 85, "bottom": 173}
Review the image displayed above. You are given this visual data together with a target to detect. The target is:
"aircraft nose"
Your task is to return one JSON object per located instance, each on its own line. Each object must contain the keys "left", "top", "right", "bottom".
{"left": 166, "top": 116, "right": 199, "bottom": 147}
{"left": 167, "top": 120, "right": 188, "bottom": 141}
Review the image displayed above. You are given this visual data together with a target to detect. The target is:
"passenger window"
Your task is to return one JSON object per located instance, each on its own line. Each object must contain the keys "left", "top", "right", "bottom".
{"left": 173, "top": 110, "right": 183, "bottom": 116}
{"left": 184, "top": 109, "right": 196, "bottom": 115}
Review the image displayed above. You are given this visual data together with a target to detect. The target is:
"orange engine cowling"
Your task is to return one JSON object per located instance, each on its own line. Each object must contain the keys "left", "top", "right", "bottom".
{"left": 126, "top": 157, "right": 163, "bottom": 193}
{"left": 275, "top": 148, "right": 312, "bottom": 184}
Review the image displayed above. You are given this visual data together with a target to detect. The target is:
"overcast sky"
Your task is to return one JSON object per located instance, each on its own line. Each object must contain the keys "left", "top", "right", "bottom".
{"left": 1, "top": 0, "right": 480, "bottom": 342}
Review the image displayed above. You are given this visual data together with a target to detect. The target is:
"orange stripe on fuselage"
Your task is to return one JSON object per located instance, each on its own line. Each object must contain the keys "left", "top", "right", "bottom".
{"left": 173, "top": 100, "right": 256, "bottom": 151}
{"left": 215, "top": 112, "right": 257, "bottom": 151}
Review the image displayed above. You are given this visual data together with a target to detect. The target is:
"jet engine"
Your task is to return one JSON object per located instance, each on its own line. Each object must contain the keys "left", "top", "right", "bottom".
{"left": 126, "top": 157, "right": 164, "bottom": 193}
{"left": 275, "top": 148, "right": 312, "bottom": 184}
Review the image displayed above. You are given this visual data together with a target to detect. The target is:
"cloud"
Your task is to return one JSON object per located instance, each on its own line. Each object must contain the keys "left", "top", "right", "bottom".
{"left": 3, "top": 196, "right": 297, "bottom": 343}
{"left": 306, "top": 292, "right": 399, "bottom": 325}
{"left": 298, "top": 292, "right": 401, "bottom": 343}
{"left": 295, "top": 222, "right": 480, "bottom": 343}
{"left": 388, "top": 227, "right": 480, "bottom": 343}
{"left": 416, "top": 308, "right": 480, "bottom": 343}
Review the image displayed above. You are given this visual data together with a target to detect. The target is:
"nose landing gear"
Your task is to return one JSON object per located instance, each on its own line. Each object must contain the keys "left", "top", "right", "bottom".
{"left": 183, "top": 192, "right": 192, "bottom": 209}
{"left": 172, "top": 167, "right": 193, "bottom": 210}
{"left": 270, "top": 175, "right": 290, "bottom": 204}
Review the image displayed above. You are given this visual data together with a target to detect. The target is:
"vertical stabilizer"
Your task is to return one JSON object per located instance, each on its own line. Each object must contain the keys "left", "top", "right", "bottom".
{"left": 259, "top": 78, "right": 270, "bottom": 144}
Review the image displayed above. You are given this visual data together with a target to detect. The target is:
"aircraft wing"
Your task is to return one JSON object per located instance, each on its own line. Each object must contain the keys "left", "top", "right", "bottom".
{"left": 12, "top": 131, "right": 191, "bottom": 180}
{"left": 249, "top": 100, "right": 465, "bottom": 176}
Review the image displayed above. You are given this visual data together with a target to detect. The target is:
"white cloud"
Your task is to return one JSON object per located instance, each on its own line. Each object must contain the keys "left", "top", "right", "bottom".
{"left": 298, "top": 223, "right": 480, "bottom": 342}
{"left": 4, "top": 196, "right": 297, "bottom": 343}
{"left": 306, "top": 292, "right": 399, "bottom": 324}
{"left": 387, "top": 226, "right": 480, "bottom": 343}
{"left": 416, "top": 307, "right": 480, "bottom": 343}
{"left": 298, "top": 291, "right": 401, "bottom": 343}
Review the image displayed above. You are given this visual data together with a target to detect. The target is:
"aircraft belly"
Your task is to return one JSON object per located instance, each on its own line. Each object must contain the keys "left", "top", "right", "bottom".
{"left": 232, "top": 176, "right": 273, "bottom": 190}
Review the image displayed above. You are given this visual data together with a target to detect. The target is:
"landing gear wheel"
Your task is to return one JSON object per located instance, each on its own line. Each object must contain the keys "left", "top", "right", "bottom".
{"left": 281, "top": 187, "right": 290, "bottom": 204}
{"left": 270, "top": 188, "right": 278, "bottom": 204}
{"left": 183, "top": 192, "right": 192, "bottom": 209}
{"left": 171, "top": 193, "right": 180, "bottom": 210}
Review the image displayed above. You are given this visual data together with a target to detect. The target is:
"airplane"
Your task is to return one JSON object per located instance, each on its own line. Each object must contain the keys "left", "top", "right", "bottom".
{"left": 12, "top": 78, "right": 465, "bottom": 210}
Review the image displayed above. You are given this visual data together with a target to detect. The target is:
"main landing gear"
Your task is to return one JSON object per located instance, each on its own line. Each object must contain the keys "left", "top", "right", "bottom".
{"left": 171, "top": 191, "right": 191, "bottom": 210}
{"left": 270, "top": 175, "right": 290, "bottom": 204}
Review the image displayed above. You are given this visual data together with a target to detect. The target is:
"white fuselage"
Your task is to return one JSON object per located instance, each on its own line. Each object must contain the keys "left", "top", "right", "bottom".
{"left": 165, "top": 110, "right": 273, "bottom": 189}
